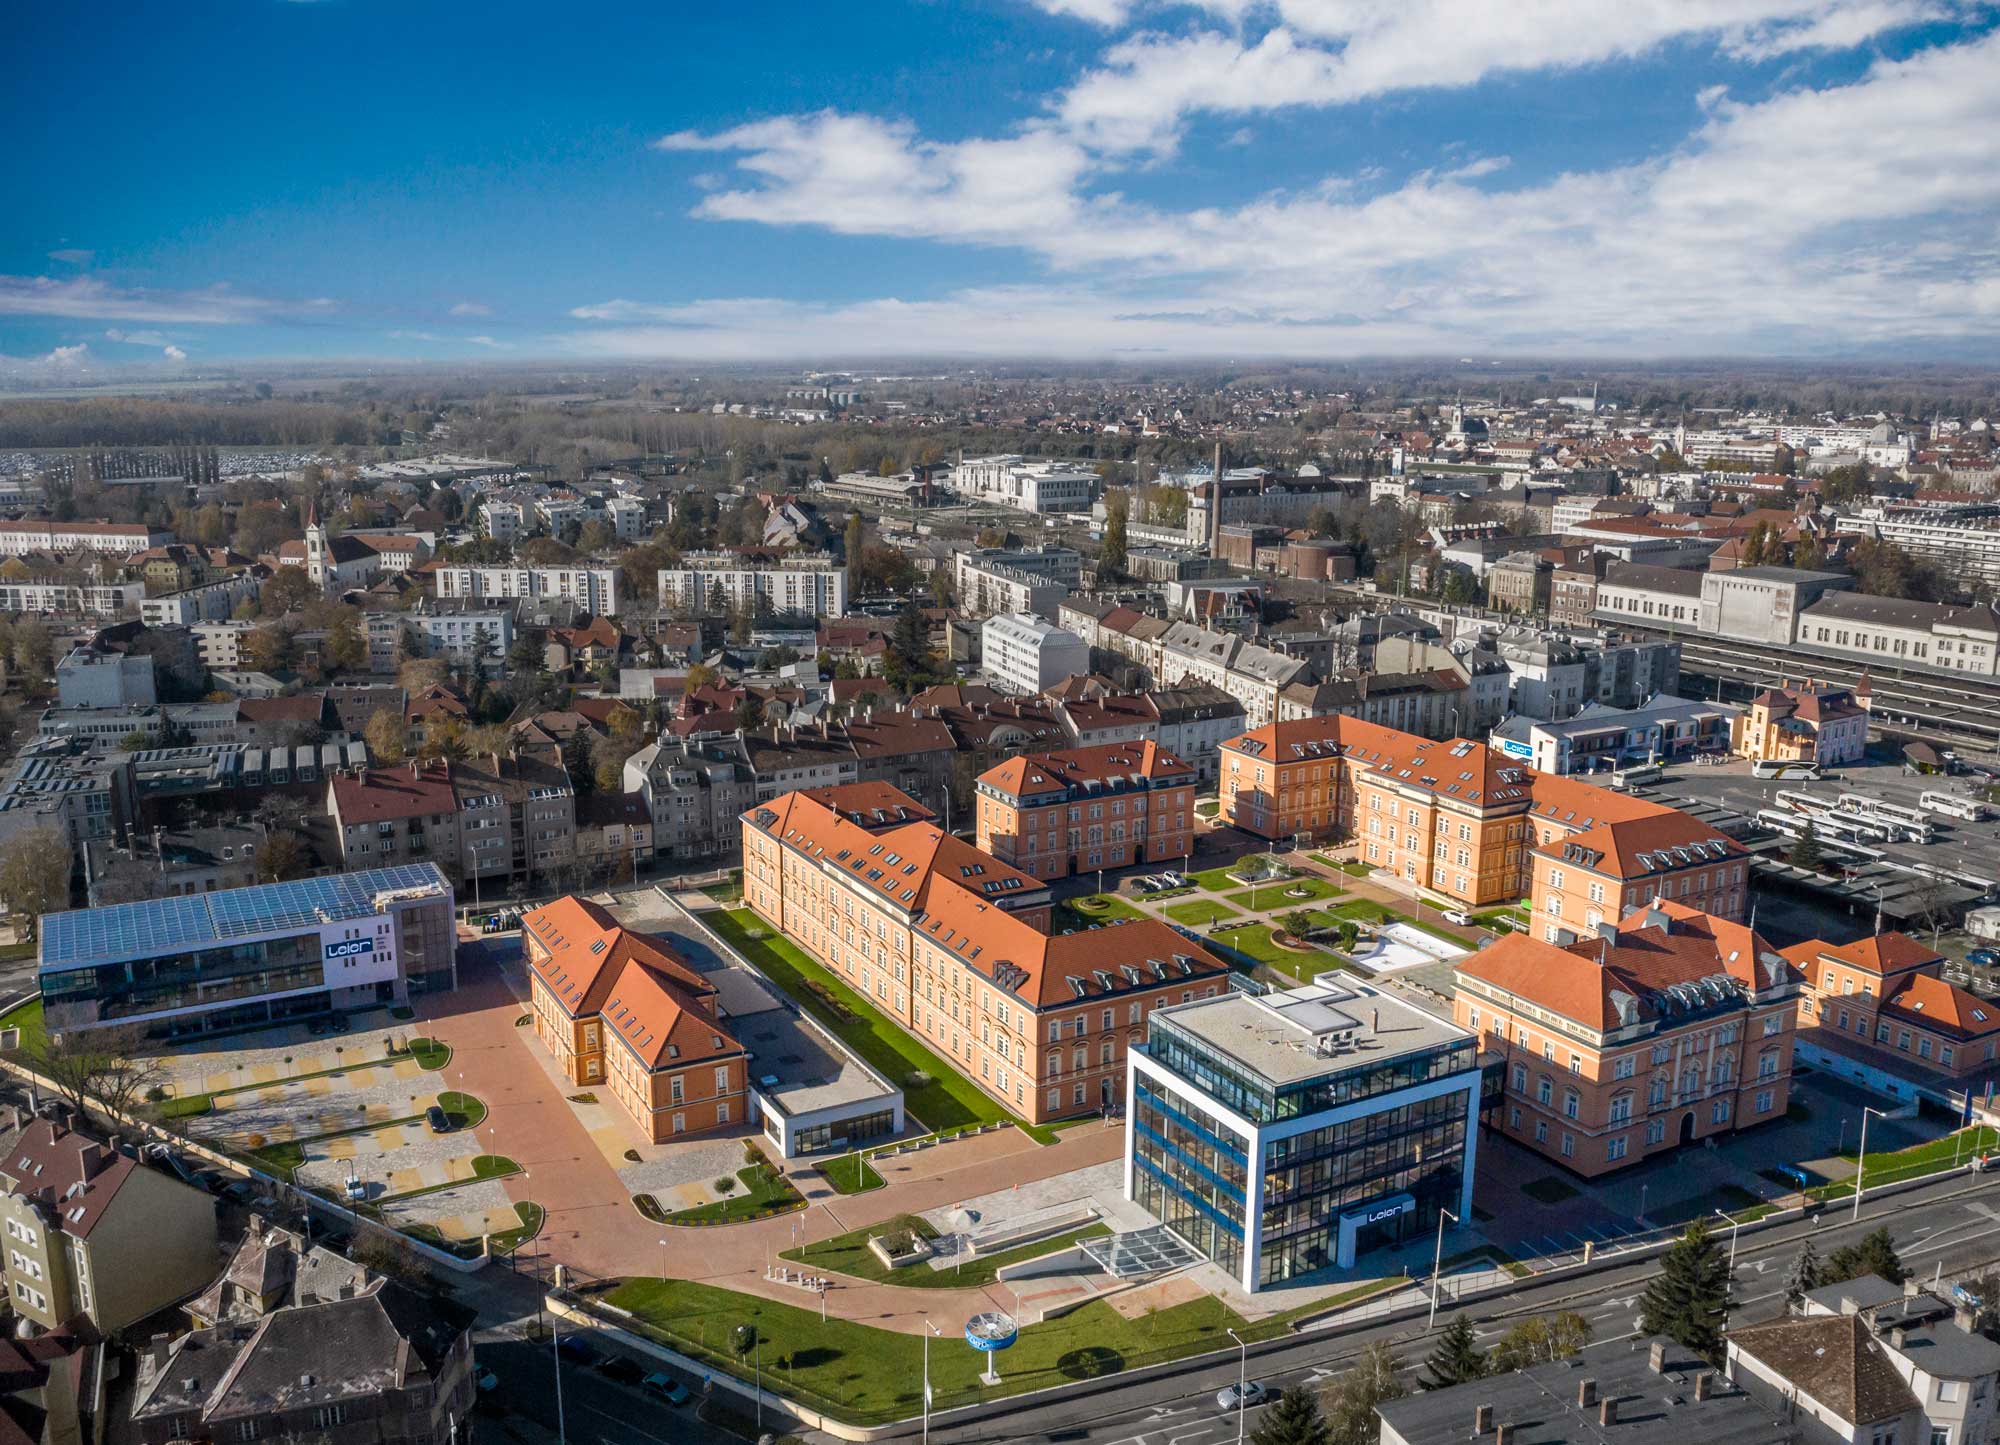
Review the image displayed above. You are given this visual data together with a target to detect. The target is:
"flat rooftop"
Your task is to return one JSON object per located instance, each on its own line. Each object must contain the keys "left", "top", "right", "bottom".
{"left": 1157, "top": 978, "right": 1470, "bottom": 1088}
{"left": 703, "top": 957, "right": 895, "bottom": 1118}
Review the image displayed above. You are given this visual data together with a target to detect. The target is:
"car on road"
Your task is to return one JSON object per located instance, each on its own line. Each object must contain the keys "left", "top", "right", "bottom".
{"left": 1968, "top": 950, "right": 2000, "bottom": 968}
{"left": 597, "top": 1357, "right": 642, "bottom": 1386}
{"left": 425, "top": 1105, "right": 452, "bottom": 1134}
{"left": 1440, "top": 908, "right": 1473, "bottom": 926}
{"left": 476, "top": 1370, "right": 499, "bottom": 1393}
{"left": 1217, "top": 1382, "right": 1268, "bottom": 1411}
{"left": 554, "top": 1334, "right": 597, "bottom": 1366}
{"left": 642, "top": 1371, "right": 691, "bottom": 1405}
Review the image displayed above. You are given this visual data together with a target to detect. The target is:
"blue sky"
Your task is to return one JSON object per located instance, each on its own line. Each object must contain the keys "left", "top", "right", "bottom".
{"left": 7, "top": 0, "right": 2000, "bottom": 372}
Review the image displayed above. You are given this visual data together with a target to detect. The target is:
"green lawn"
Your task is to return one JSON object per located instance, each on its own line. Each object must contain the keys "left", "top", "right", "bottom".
{"left": 1209, "top": 925, "right": 1346, "bottom": 981}
{"left": 605, "top": 1277, "right": 1279, "bottom": 1424}
{"left": 780, "top": 1213, "right": 1112, "bottom": 1290}
{"left": 1195, "top": 799, "right": 1220, "bottom": 817}
{"left": 376, "top": 1155, "right": 523, "bottom": 1205}
{"left": 1054, "top": 894, "right": 1149, "bottom": 929}
{"left": 712, "top": 910, "right": 1009, "bottom": 1134}
{"left": 1189, "top": 864, "right": 1253, "bottom": 892}
{"left": 1225, "top": 875, "right": 1342, "bottom": 907}
{"left": 1308, "top": 856, "right": 1375, "bottom": 877}
{"left": 819, "top": 1153, "right": 885, "bottom": 1195}
{"left": 1327, "top": 899, "right": 1404, "bottom": 925}
{"left": 407, "top": 1037, "right": 451, "bottom": 1070}
{"left": 438, "top": 1091, "right": 486, "bottom": 1128}
{"left": 0, "top": 997, "right": 45, "bottom": 1053}
{"left": 1805, "top": 1125, "right": 1999, "bottom": 1202}
{"left": 1163, "top": 898, "right": 1241, "bottom": 927}
{"left": 156, "top": 1093, "right": 214, "bottom": 1120}
{"left": 703, "top": 870, "right": 746, "bottom": 905}
{"left": 665, "top": 1157, "right": 806, "bottom": 1225}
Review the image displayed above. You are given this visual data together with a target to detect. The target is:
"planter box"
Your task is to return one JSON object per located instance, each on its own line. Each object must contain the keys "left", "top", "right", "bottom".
{"left": 866, "top": 1234, "right": 934, "bottom": 1270}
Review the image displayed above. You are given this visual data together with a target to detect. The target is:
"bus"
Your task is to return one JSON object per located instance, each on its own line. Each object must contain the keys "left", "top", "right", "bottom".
{"left": 1920, "top": 790, "right": 1993, "bottom": 823}
{"left": 1836, "top": 794, "right": 1937, "bottom": 843}
{"left": 1753, "top": 759, "right": 1824, "bottom": 780}
{"left": 1610, "top": 764, "right": 1664, "bottom": 789}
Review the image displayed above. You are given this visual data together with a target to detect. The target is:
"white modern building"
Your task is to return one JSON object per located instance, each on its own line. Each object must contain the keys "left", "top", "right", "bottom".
{"left": 478, "top": 499, "right": 528, "bottom": 543}
{"left": 948, "top": 455, "right": 1096, "bottom": 513}
{"left": 981, "top": 613, "right": 1090, "bottom": 695}
{"left": 606, "top": 495, "right": 649, "bottom": 541}
{"left": 1126, "top": 978, "right": 1480, "bottom": 1292}
{"left": 55, "top": 648, "right": 155, "bottom": 710}
{"left": 0, "top": 580, "right": 145, "bottom": 618}
{"left": 1836, "top": 506, "right": 2000, "bottom": 591}
{"left": 365, "top": 608, "right": 515, "bottom": 672}
{"left": 656, "top": 552, "right": 848, "bottom": 616}
{"left": 191, "top": 620, "right": 255, "bottom": 669}
{"left": 434, "top": 564, "right": 621, "bottom": 615}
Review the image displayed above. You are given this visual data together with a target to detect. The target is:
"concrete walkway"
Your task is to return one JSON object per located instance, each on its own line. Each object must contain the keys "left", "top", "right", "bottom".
{"left": 417, "top": 943, "right": 1131, "bottom": 1336}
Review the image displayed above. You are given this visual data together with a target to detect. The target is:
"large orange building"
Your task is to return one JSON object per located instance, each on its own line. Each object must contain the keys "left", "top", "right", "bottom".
{"left": 1454, "top": 901, "right": 1802, "bottom": 1176}
{"left": 974, "top": 740, "right": 1196, "bottom": 880}
{"left": 1217, "top": 715, "right": 1747, "bottom": 933}
{"left": 742, "top": 781, "right": 1232, "bottom": 1124}
{"left": 1788, "top": 932, "right": 2000, "bottom": 1097}
{"left": 524, "top": 896, "right": 749, "bottom": 1143}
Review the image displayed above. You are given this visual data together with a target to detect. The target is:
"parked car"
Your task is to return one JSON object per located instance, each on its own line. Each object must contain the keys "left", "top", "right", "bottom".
{"left": 1968, "top": 949, "right": 2000, "bottom": 968}
{"left": 597, "top": 1357, "right": 642, "bottom": 1385}
{"left": 643, "top": 1372, "right": 691, "bottom": 1405}
{"left": 425, "top": 1105, "right": 451, "bottom": 1134}
{"left": 1441, "top": 908, "right": 1474, "bottom": 926}
{"left": 1217, "top": 1381, "right": 1268, "bottom": 1412}
{"left": 555, "top": 1334, "right": 597, "bottom": 1366}
{"left": 476, "top": 1370, "right": 499, "bottom": 1393}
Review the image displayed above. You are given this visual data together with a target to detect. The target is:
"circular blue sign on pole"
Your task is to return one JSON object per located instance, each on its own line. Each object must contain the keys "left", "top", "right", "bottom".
{"left": 964, "top": 1312, "right": 1018, "bottom": 1353}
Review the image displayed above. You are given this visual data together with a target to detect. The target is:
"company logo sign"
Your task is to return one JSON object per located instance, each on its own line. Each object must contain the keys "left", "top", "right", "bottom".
{"left": 1362, "top": 1203, "right": 1408, "bottom": 1225}
{"left": 324, "top": 938, "right": 375, "bottom": 962}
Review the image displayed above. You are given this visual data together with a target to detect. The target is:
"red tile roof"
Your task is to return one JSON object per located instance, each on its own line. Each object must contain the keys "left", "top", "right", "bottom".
{"left": 979, "top": 739, "right": 1193, "bottom": 801}
{"left": 329, "top": 761, "right": 458, "bottom": 823}
{"left": 1779, "top": 932, "right": 1940, "bottom": 978}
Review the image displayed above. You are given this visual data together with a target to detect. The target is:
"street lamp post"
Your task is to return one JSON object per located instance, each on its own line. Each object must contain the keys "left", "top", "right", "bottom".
{"left": 922, "top": 1320, "right": 942, "bottom": 1445}
{"left": 1639, "top": 1183, "right": 1649, "bottom": 1227}
{"left": 1226, "top": 1326, "right": 1248, "bottom": 1445}
{"left": 658, "top": 1238, "right": 666, "bottom": 1281}
{"left": 1854, "top": 1105, "right": 1892, "bottom": 1222}
{"left": 550, "top": 1322, "right": 567, "bottom": 1445}
{"left": 1429, "top": 1206, "right": 1462, "bottom": 1328}
{"left": 1714, "top": 1207, "right": 1743, "bottom": 1327}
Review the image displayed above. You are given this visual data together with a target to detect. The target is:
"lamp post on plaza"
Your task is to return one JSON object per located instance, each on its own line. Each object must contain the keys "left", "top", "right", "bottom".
{"left": 1226, "top": 1327, "right": 1249, "bottom": 1445}
{"left": 1429, "top": 1206, "right": 1462, "bottom": 1328}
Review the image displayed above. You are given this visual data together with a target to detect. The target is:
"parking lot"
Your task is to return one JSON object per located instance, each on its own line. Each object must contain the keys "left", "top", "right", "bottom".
{"left": 1647, "top": 747, "right": 2000, "bottom": 887}
{"left": 155, "top": 1011, "right": 519, "bottom": 1242}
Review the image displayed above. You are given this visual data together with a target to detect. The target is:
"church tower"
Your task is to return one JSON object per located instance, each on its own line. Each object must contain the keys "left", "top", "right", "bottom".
{"left": 304, "top": 500, "right": 328, "bottom": 591}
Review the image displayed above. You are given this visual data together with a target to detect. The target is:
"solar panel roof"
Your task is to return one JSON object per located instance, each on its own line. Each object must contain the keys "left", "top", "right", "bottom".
{"left": 39, "top": 863, "right": 449, "bottom": 971}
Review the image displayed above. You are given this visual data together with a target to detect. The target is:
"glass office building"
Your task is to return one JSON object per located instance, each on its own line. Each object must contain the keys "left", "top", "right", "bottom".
{"left": 38, "top": 864, "right": 457, "bottom": 1040}
{"left": 1126, "top": 978, "right": 1480, "bottom": 1293}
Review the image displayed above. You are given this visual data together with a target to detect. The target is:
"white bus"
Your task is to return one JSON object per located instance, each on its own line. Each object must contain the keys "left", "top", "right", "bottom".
{"left": 1921, "top": 790, "right": 1993, "bottom": 823}
{"left": 1752, "top": 759, "right": 1824, "bottom": 780}
{"left": 1836, "top": 794, "right": 1937, "bottom": 843}
{"left": 1610, "top": 764, "right": 1664, "bottom": 789}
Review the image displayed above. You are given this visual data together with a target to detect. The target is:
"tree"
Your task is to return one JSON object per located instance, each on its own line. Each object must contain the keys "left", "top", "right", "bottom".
{"left": 1421, "top": 1315, "right": 1487, "bottom": 1389}
{"left": 1640, "top": 1222, "right": 1732, "bottom": 1362}
{"left": 1101, "top": 489, "right": 1130, "bottom": 577}
{"left": 1825, "top": 1226, "right": 1906, "bottom": 1287}
{"left": 11, "top": 618, "right": 52, "bottom": 681}
{"left": 259, "top": 565, "right": 318, "bottom": 617}
{"left": 32, "top": 1033, "right": 167, "bottom": 1124}
{"left": 507, "top": 630, "right": 543, "bottom": 675}
{"left": 0, "top": 829, "right": 70, "bottom": 938}
{"left": 885, "top": 596, "right": 934, "bottom": 690}
{"left": 1789, "top": 821, "right": 1823, "bottom": 870}
{"left": 364, "top": 707, "right": 407, "bottom": 763}
{"left": 324, "top": 606, "right": 368, "bottom": 673}
{"left": 470, "top": 625, "right": 498, "bottom": 677}
{"left": 844, "top": 512, "right": 865, "bottom": 566}
{"left": 254, "top": 831, "right": 308, "bottom": 884}
{"left": 1321, "top": 1341, "right": 1404, "bottom": 1445}
{"left": 563, "top": 731, "right": 596, "bottom": 796}
{"left": 927, "top": 566, "right": 954, "bottom": 608}
{"left": 1784, "top": 1238, "right": 1821, "bottom": 1312}
{"left": 242, "top": 625, "right": 292, "bottom": 674}
{"left": 1489, "top": 1311, "right": 1592, "bottom": 1372}
{"left": 1250, "top": 1385, "right": 1333, "bottom": 1445}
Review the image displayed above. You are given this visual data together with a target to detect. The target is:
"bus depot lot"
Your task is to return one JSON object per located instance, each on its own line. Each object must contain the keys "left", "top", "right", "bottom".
{"left": 1647, "top": 755, "right": 2000, "bottom": 884}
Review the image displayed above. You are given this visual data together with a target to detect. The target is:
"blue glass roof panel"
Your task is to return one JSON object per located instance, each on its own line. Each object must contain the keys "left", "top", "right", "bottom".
{"left": 39, "top": 864, "right": 449, "bottom": 971}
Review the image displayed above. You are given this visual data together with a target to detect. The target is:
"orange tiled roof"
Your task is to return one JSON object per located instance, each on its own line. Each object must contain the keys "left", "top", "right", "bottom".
{"left": 1779, "top": 931, "right": 1940, "bottom": 978}
{"left": 979, "top": 739, "right": 1192, "bottom": 801}
{"left": 1882, "top": 973, "right": 2000, "bottom": 1036}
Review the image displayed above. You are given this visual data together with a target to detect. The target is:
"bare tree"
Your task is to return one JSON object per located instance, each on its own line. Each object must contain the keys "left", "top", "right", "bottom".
{"left": 27, "top": 1032, "right": 166, "bottom": 1124}
{"left": 0, "top": 828, "right": 71, "bottom": 940}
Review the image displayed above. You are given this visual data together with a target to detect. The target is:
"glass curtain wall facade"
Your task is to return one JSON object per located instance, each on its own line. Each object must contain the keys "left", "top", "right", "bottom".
{"left": 1127, "top": 1001, "right": 1480, "bottom": 1293}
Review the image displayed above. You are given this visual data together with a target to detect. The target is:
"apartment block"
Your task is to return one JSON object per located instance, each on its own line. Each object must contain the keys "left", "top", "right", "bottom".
{"left": 524, "top": 896, "right": 748, "bottom": 1142}
{"left": 743, "top": 782, "right": 1232, "bottom": 1124}
{"left": 433, "top": 564, "right": 620, "bottom": 616}
{"left": 655, "top": 552, "right": 849, "bottom": 616}
{"left": 1455, "top": 901, "right": 1800, "bottom": 1176}
{"left": 975, "top": 740, "right": 1196, "bottom": 881}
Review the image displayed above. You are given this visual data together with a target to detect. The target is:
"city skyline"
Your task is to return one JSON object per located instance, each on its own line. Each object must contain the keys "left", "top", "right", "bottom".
{"left": 7, "top": 1, "right": 2000, "bottom": 373}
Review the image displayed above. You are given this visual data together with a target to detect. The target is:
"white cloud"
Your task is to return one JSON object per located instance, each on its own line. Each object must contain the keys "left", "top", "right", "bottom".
{"left": 387, "top": 330, "right": 513, "bottom": 350}
{"left": 1027, "top": 0, "right": 1136, "bottom": 22}
{"left": 104, "top": 328, "right": 169, "bottom": 346}
{"left": 606, "top": 27, "right": 2000, "bottom": 356}
{"left": 0, "top": 344, "right": 94, "bottom": 379}
{"left": 162, "top": 345, "right": 187, "bottom": 361}
{"left": 448, "top": 301, "right": 491, "bottom": 316}
{"left": 47, "top": 249, "right": 93, "bottom": 266}
{"left": 0, "top": 276, "right": 310, "bottom": 324}
{"left": 465, "top": 335, "right": 511, "bottom": 348}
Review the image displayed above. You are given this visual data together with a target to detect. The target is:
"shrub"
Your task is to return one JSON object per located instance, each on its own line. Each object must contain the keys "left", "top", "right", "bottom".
{"left": 714, "top": 1176, "right": 737, "bottom": 1194}
{"left": 145, "top": 1085, "right": 169, "bottom": 1103}
{"left": 907, "top": 1070, "right": 934, "bottom": 1089}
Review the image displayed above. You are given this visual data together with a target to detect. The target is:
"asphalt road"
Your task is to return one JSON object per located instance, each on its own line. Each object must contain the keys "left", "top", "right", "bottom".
{"left": 913, "top": 1169, "right": 2000, "bottom": 1445}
